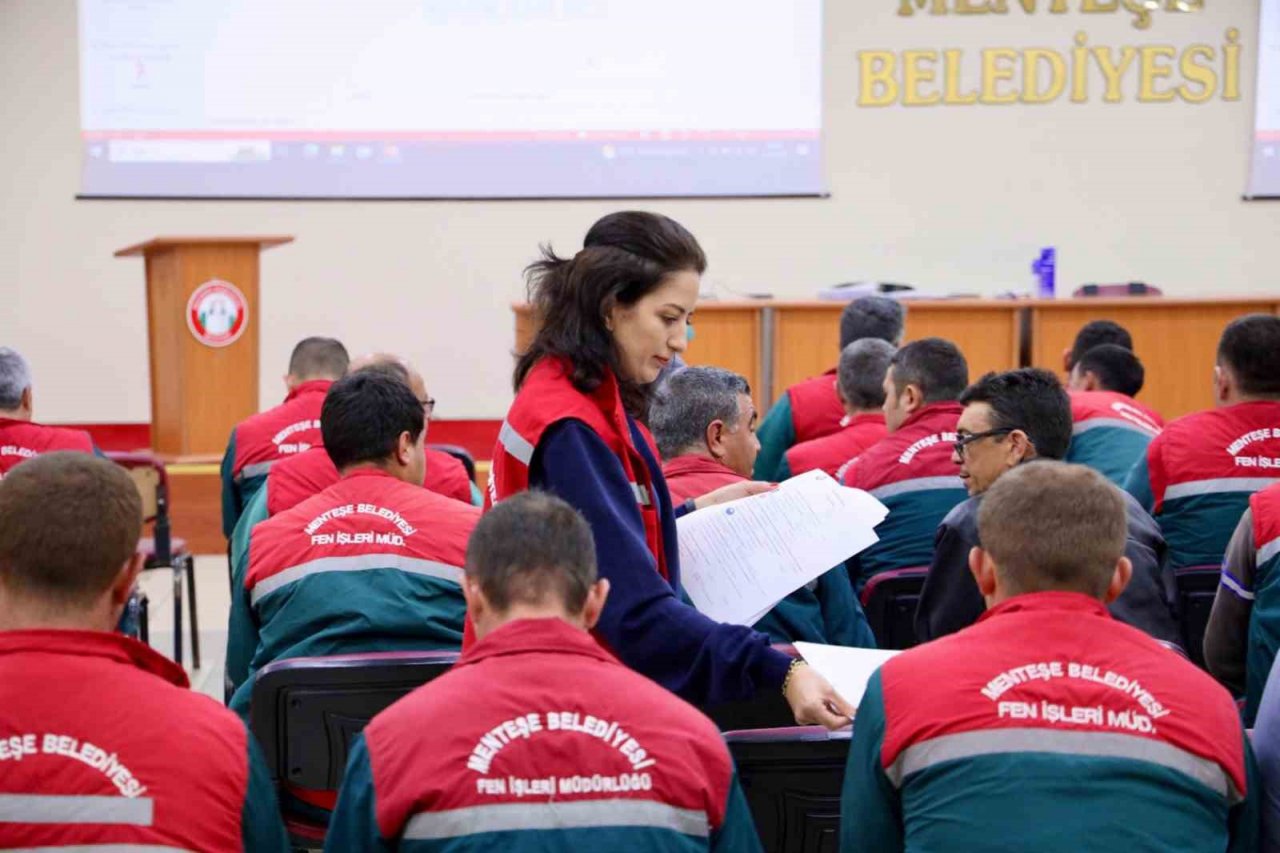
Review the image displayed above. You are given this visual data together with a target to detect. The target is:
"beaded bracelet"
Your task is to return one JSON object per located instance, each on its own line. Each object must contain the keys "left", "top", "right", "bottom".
{"left": 781, "top": 659, "right": 806, "bottom": 696}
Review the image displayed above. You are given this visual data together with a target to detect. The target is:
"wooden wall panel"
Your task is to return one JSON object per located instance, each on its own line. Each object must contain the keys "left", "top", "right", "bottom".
{"left": 772, "top": 301, "right": 1022, "bottom": 394}
{"left": 1030, "top": 299, "right": 1280, "bottom": 420}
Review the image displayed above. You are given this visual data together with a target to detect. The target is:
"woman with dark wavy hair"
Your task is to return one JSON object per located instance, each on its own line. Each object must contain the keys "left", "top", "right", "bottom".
{"left": 488, "top": 211, "right": 851, "bottom": 728}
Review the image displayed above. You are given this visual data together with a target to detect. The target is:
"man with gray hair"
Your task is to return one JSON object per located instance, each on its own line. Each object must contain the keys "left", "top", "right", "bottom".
{"left": 753, "top": 296, "right": 906, "bottom": 479}
{"left": 0, "top": 347, "right": 97, "bottom": 477}
{"left": 777, "top": 338, "right": 894, "bottom": 480}
{"left": 651, "top": 366, "right": 875, "bottom": 648}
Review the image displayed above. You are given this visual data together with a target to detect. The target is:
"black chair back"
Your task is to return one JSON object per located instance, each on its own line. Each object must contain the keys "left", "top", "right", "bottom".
{"left": 1174, "top": 566, "right": 1220, "bottom": 668}
{"left": 860, "top": 567, "right": 928, "bottom": 650}
{"left": 250, "top": 650, "right": 459, "bottom": 791}
{"left": 726, "top": 726, "right": 852, "bottom": 853}
{"left": 428, "top": 443, "right": 477, "bottom": 483}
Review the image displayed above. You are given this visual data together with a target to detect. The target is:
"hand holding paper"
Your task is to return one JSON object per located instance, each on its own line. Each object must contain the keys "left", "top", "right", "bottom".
{"left": 676, "top": 470, "right": 888, "bottom": 627}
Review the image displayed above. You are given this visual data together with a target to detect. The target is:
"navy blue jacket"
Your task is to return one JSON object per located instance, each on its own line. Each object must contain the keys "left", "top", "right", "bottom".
{"left": 534, "top": 419, "right": 791, "bottom": 707}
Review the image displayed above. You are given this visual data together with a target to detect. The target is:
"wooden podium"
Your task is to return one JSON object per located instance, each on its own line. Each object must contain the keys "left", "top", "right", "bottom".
{"left": 115, "top": 236, "right": 293, "bottom": 459}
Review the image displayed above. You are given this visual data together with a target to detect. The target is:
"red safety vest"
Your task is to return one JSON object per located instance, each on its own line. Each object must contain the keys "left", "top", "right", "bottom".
{"left": 1070, "top": 390, "right": 1164, "bottom": 434}
{"left": 787, "top": 369, "right": 846, "bottom": 444}
{"left": 231, "top": 379, "right": 332, "bottom": 481}
{"left": 661, "top": 455, "right": 746, "bottom": 505}
{"left": 266, "top": 446, "right": 472, "bottom": 516}
{"left": 489, "top": 357, "right": 669, "bottom": 581}
{"left": 785, "top": 412, "right": 888, "bottom": 479}
{"left": 0, "top": 418, "right": 94, "bottom": 477}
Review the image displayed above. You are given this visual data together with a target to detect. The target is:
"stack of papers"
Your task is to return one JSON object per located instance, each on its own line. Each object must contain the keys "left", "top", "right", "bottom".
{"left": 676, "top": 470, "right": 889, "bottom": 627}
{"left": 794, "top": 642, "right": 900, "bottom": 708}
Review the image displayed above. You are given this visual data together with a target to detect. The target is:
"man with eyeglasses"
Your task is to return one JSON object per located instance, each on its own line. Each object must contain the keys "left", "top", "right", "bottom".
{"left": 915, "top": 368, "right": 1179, "bottom": 646}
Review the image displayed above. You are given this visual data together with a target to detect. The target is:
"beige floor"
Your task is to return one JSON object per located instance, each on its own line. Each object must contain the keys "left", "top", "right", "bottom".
{"left": 137, "top": 554, "right": 231, "bottom": 702}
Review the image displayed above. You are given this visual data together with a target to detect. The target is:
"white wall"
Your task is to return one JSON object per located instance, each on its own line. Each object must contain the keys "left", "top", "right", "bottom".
{"left": 1, "top": 0, "right": 1275, "bottom": 423}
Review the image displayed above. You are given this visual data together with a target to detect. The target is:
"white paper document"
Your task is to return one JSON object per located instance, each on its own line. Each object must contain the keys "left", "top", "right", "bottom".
{"left": 676, "top": 470, "right": 888, "bottom": 626}
{"left": 794, "top": 642, "right": 900, "bottom": 708}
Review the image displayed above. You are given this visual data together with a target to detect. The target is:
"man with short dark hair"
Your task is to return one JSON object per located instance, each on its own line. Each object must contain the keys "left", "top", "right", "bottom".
{"left": 1062, "top": 319, "right": 1134, "bottom": 373}
{"left": 326, "top": 491, "right": 763, "bottom": 852}
{"left": 1066, "top": 344, "right": 1164, "bottom": 486}
{"left": 0, "top": 453, "right": 287, "bottom": 851}
{"left": 220, "top": 336, "right": 349, "bottom": 537}
{"left": 651, "top": 367, "right": 874, "bottom": 648}
{"left": 842, "top": 462, "right": 1258, "bottom": 853}
{"left": 916, "top": 368, "right": 1178, "bottom": 645}
{"left": 1124, "top": 314, "right": 1280, "bottom": 570}
{"left": 778, "top": 339, "right": 893, "bottom": 480}
{"left": 0, "top": 347, "right": 97, "bottom": 476}
{"left": 841, "top": 338, "right": 969, "bottom": 589}
{"left": 226, "top": 369, "right": 480, "bottom": 716}
{"left": 753, "top": 296, "right": 905, "bottom": 479}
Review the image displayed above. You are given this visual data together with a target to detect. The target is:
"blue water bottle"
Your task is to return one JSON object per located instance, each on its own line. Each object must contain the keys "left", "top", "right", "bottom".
{"left": 1032, "top": 247, "right": 1057, "bottom": 298}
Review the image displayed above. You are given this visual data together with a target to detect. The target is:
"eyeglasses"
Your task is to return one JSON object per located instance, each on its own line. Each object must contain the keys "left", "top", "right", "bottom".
{"left": 953, "top": 427, "right": 1016, "bottom": 459}
{"left": 419, "top": 397, "right": 436, "bottom": 417}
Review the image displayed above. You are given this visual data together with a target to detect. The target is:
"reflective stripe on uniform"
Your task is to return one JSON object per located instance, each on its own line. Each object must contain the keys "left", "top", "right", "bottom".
{"left": 1072, "top": 418, "right": 1158, "bottom": 437}
{"left": 1221, "top": 569, "right": 1255, "bottom": 602}
{"left": 884, "top": 727, "right": 1240, "bottom": 804}
{"left": 0, "top": 794, "right": 153, "bottom": 826}
{"left": 498, "top": 420, "right": 536, "bottom": 467}
{"left": 631, "top": 483, "right": 652, "bottom": 507}
{"left": 1259, "top": 536, "right": 1280, "bottom": 569}
{"left": 870, "top": 476, "right": 965, "bottom": 502}
{"left": 250, "top": 554, "right": 463, "bottom": 606}
{"left": 403, "top": 799, "right": 709, "bottom": 841}
{"left": 236, "top": 460, "right": 276, "bottom": 482}
{"left": 1164, "top": 478, "right": 1279, "bottom": 502}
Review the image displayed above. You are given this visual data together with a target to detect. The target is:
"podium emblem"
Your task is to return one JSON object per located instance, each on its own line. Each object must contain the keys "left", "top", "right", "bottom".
{"left": 187, "top": 280, "right": 248, "bottom": 347}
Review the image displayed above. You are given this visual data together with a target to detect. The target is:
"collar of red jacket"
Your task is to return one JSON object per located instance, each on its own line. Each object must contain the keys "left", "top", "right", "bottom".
{"left": 977, "top": 590, "right": 1111, "bottom": 625}
{"left": 458, "top": 617, "right": 617, "bottom": 668}
{"left": 661, "top": 454, "right": 745, "bottom": 482}
{"left": 284, "top": 379, "right": 334, "bottom": 403}
{"left": 338, "top": 466, "right": 402, "bottom": 484}
{"left": 899, "top": 401, "right": 964, "bottom": 432}
{"left": 0, "top": 416, "right": 35, "bottom": 429}
{"left": 842, "top": 412, "right": 887, "bottom": 429}
{"left": 0, "top": 628, "right": 190, "bottom": 687}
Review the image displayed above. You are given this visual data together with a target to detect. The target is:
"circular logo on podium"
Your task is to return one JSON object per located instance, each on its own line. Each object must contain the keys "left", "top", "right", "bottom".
{"left": 187, "top": 280, "right": 248, "bottom": 347}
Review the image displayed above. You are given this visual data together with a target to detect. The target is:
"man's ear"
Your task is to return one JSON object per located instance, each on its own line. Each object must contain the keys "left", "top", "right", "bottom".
{"left": 705, "top": 419, "right": 727, "bottom": 461}
{"left": 969, "top": 546, "right": 998, "bottom": 600}
{"left": 581, "top": 579, "right": 611, "bottom": 631}
{"left": 1213, "top": 365, "right": 1232, "bottom": 406}
{"left": 902, "top": 384, "right": 924, "bottom": 414}
{"left": 1080, "top": 370, "right": 1102, "bottom": 392}
{"left": 109, "top": 552, "right": 144, "bottom": 613}
{"left": 1062, "top": 347, "right": 1073, "bottom": 374}
{"left": 1009, "top": 429, "right": 1036, "bottom": 464}
{"left": 462, "top": 578, "right": 487, "bottom": 622}
{"left": 20, "top": 386, "right": 32, "bottom": 415}
{"left": 396, "top": 431, "right": 414, "bottom": 467}
{"left": 1104, "top": 556, "right": 1133, "bottom": 604}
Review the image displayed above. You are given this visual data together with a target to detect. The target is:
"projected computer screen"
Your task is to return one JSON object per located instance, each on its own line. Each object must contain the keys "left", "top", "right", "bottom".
{"left": 1249, "top": 0, "right": 1280, "bottom": 197}
{"left": 78, "top": 0, "right": 824, "bottom": 199}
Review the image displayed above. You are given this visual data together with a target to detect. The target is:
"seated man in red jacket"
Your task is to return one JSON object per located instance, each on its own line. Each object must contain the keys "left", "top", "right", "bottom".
{"left": 1065, "top": 343, "right": 1163, "bottom": 486}
{"left": 842, "top": 462, "right": 1257, "bottom": 853}
{"left": 841, "top": 338, "right": 969, "bottom": 590}
{"left": 326, "top": 490, "right": 762, "bottom": 852}
{"left": 0, "top": 347, "right": 97, "bottom": 476}
{"left": 752, "top": 296, "right": 904, "bottom": 479}
{"left": 1124, "top": 314, "right": 1280, "bottom": 570}
{"left": 226, "top": 368, "right": 480, "bottom": 715}
{"left": 0, "top": 453, "right": 287, "bottom": 851}
{"left": 220, "top": 336, "right": 349, "bottom": 537}
{"left": 778, "top": 338, "right": 893, "bottom": 480}
{"left": 650, "top": 366, "right": 874, "bottom": 648}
